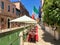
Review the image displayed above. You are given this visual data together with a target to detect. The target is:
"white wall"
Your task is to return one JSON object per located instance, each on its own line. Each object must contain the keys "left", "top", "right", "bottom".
{"left": 45, "top": 26, "right": 59, "bottom": 40}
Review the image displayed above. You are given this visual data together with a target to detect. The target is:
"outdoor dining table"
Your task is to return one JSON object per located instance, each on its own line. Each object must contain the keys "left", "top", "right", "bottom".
{"left": 27, "top": 25, "right": 38, "bottom": 42}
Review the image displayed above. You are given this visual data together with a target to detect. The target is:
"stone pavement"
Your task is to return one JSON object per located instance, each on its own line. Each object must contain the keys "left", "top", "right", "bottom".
{"left": 38, "top": 24, "right": 60, "bottom": 45}
{"left": 24, "top": 24, "right": 60, "bottom": 45}
{"left": 38, "top": 24, "right": 52, "bottom": 45}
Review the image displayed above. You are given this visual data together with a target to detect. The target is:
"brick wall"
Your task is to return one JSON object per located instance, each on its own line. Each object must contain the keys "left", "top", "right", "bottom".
{"left": 0, "top": 0, "right": 18, "bottom": 30}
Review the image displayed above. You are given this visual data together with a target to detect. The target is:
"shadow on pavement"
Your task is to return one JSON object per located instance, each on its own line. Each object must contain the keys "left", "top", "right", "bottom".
{"left": 42, "top": 30, "right": 60, "bottom": 45}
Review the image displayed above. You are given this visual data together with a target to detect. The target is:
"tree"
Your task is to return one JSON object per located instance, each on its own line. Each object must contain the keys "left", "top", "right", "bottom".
{"left": 43, "top": 0, "right": 60, "bottom": 26}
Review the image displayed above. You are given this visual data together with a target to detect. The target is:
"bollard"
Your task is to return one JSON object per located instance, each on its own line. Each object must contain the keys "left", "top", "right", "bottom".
{"left": 19, "top": 32, "right": 24, "bottom": 45}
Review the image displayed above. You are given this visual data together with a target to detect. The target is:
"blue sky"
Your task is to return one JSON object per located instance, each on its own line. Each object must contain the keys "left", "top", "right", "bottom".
{"left": 10, "top": 0, "right": 41, "bottom": 16}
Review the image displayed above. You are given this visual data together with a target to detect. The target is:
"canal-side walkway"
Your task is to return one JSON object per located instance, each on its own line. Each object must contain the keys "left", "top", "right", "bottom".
{"left": 24, "top": 24, "right": 53, "bottom": 45}
{"left": 24, "top": 24, "right": 41, "bottom": 45}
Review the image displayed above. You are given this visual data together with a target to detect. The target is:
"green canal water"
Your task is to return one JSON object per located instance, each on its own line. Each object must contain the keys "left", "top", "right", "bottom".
{"left": 0, "top": 26, "right": 29, "bottom": 45}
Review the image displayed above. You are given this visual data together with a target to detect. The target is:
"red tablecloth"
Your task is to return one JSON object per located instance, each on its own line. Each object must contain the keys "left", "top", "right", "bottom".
{"left": 28, "top": 32, "right": 32, "bottom": 41}
{"left": 28, "top": 25, "right": 38, "bottom": 42}
{"left": 35, "top": 26, "right": 38, "bottom": 41}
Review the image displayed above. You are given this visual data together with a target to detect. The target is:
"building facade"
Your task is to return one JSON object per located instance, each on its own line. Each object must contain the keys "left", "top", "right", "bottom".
{"left": 40, "top": 0, "right": 44, "bottom": 22}
{"left": 0, "top": 0, "right": 17, "bottom": 30}
{"left": 0, "top": 0, "right": 30, "bottom": 30}
{"left": 41, "top": 0, "right": 44, "bottom": 7}
{"left": 13, "top": 1, "right": 30, "bottom": 17}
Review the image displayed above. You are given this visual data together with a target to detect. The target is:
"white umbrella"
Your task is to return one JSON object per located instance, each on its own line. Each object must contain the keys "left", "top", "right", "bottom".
{"left": 10, "top": 15, "right": 37, "bottom": 23}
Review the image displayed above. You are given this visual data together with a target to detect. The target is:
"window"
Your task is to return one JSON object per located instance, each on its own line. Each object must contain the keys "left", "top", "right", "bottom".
{"left": 1, "top": 18, "right": 4, "bottom": 23}
{"left": 1, "top": 1, "right": 4, "bottom": 9}
{"left": 12, "top": 8, "right": 14, "bottom": 13}
{"left": 16, "top": 10, "right": 20, "bottom": 15}
{"left": 8, "top": 5, "right": 10, "bottom": 12}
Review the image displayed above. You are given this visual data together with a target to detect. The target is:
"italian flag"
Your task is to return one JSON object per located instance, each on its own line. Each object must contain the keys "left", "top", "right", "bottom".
{"left": 33, "top": 6, "right": 39, "bottom": 19}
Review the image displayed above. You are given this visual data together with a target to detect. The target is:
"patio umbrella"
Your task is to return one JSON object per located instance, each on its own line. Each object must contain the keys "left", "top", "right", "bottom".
{"left": 10, "top": 15, "right": 37, "bottom": 23}
{"left": 10, "top": 15, "right": 37, "bottom": 34}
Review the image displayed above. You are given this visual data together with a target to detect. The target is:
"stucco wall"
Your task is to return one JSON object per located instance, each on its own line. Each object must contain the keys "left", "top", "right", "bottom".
{"left": 45, "top": 26, "right": 59, "bottom": 40}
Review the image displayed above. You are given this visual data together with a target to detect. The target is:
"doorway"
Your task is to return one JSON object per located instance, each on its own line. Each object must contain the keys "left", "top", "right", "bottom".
{"left": 7, "top": 18, "right": 10, "bottom": 28}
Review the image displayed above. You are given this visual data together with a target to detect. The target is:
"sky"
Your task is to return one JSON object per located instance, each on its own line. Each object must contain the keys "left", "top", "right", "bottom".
{"left": 10, "top": 0, "right": 41, "bottom": 17}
